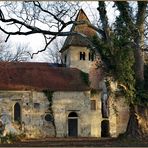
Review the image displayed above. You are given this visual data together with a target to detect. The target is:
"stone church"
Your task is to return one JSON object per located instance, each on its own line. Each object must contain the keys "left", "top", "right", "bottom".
{"left": 0, "top": 9, "right": 129, "bottom": 139}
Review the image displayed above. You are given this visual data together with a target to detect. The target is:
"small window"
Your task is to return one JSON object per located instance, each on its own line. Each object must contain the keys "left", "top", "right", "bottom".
{"left": 91, "top": 53, "right": 94, "bottom": 61}
{"left": 34, "top": 103, "right": 40, "bottom": 112}
{"left": 91, "top": 100, "right": 96, "bottom": 110}
{"left": 34, "top": 103, "right": 40, "bottom": 109}
{"left": 64, "top": 55, "right": 67, "bottom": 64}
{"left": 89, "top": 53, "right": 91, "bottom": 61}
{"left": 45, "top": 114, "right": 53, "bottom": 122}
{"left": 80, "top": 52, "right": 85, "bottom": 60}
{"left": 89, "top": 52, "right": 94, "bottom": 61}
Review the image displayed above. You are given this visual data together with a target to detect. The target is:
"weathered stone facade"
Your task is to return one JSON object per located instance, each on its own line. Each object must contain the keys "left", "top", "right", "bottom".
{"left": 52, "top": 91, "right": 91, "bottom": 137}
{"left": 0, "top": 91, "right": 55, "bottom": 138}
{"left": 0, "top": 89, "right": 129, "bottom": 139}
{"left": 0, "top": 9, "right": 130, "bottom": 140}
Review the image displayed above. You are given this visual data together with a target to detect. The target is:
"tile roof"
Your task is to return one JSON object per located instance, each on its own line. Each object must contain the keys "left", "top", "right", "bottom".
{"left": 0, "top": 62, "right": 89, "bottom": 91}
{"left": 60, "top": 9, "right": 97, "bottom": 52}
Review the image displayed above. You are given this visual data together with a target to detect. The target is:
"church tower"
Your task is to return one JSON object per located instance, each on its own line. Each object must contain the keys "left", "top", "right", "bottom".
{"left": 60, "top": 9, "right": 97, "bottom": 73}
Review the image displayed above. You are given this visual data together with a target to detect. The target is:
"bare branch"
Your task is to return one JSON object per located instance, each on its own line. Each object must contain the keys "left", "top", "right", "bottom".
{"left": 31, "top": 35, "right": 57, "bottom": 58}
{"left": 33, "top": 1, "right": 65, "bottom": 25}
{"left": 5, "top": 34, "right": 10, "bottom": 42}
{"left": 0, "top": 35, "right": 30, "bottom": 62}
{"left": 0, "top": 1, "right": 104, "bottom": 58}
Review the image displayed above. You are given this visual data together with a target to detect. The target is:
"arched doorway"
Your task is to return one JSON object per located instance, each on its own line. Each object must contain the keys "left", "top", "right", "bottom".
{"left": 68, "top": 112, "right": 78, "bottom": 137}
{"left": 101, "top": 120, "right": 110, "bottom": 137}
{"left": 14, "top": 102, "right": 21, "bottom": 122}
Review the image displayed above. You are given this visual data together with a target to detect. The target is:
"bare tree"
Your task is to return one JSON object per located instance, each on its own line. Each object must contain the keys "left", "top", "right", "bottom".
{"left": 0, "top": 34, "right": 30, "bottom": 62}
{"left": 43, "top": 38, "right": 63, "bottom": 64}
{"left": 0, "top": 1, "right": 104, "bottom": 58}
{"left": 0, "top": 1, "right": 83, "bottom": 57}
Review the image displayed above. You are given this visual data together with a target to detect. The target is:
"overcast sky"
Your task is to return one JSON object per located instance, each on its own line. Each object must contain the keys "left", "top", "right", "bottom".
{"left": 0, "top": 1, "right": 118, "bottom": 62}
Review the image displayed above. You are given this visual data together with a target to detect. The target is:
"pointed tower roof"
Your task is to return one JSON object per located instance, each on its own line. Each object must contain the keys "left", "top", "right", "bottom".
{"left": 60, "top": 9, "right": 97, "bottom": 52}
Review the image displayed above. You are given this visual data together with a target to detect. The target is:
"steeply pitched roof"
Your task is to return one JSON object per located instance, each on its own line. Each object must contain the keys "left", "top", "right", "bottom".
{"left": 0, "top": 62, "right": 89, "bottom": 91}
{"left": 60, "top": 9, "right": 97, "bottom": 52}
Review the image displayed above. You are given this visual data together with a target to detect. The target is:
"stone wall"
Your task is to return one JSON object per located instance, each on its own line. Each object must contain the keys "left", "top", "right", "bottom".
{"left": 90, "top": 92, "right": 102, "bottom": 137}
{"left": 0, "top": 91, "right": 55, "bottom": 139}
{"left": 0, "top": 90, "right": 129, "bottom": 139}
{"left": 52, "top": 91, "right": 91, "bottom": 137}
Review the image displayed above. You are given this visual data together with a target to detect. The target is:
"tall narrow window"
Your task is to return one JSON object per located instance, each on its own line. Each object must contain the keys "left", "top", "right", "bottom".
{"left": 14, "top": 102, "right": 21, "bottom": 122}
{"left": 89, "top": 52, "right": 91, "bottom": 61}
{"left": 64, "top": 55, "right": 67, "bottom": 64}
{"left": 91, "top": 53, "right": 94, "bottom": 61}
{"left": 89, "top": 52, "right": 94, "bottom": 61}
{"left": 83, "top": 52, "right": 85, "bottom": 60}
{"left": 80, "top": 52, "right": 82, "bottom": 60}
{"left": 80, "top": 52, "right": 85, "bottom": 60}
{"left": 91, "top": 100, "right": 96, "bottom": 110}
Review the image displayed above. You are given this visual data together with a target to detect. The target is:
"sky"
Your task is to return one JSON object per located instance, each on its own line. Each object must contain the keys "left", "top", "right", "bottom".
{"left": 0, "top": 1, "right": 118, "bottom": 62}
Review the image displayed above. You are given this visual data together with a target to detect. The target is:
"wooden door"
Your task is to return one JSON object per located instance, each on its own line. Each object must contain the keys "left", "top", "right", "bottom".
{"left": 68, "top": 118, "right": 78, "bottom": 137}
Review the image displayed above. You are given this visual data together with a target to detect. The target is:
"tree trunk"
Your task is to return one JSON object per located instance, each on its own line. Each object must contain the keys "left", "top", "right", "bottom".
{"left": 115, "top": 1, "right": 148, "bottom": 138}
{"left": 115, "top": 1, "right": 146, "bottom": 86}
{"left": 97, "top": 1, "right": 148, "bottom": 138}
{"left": 134, "top": 48, "right": 144, "bottom": 89}
{"left": 97, "top": 1, "right": 114, "bottom": 56}
{"left": 134, "top": 1, "right": 147, "bottom": 88}
{"left": 125, "top": 104, "right": 148, "bottom": 138}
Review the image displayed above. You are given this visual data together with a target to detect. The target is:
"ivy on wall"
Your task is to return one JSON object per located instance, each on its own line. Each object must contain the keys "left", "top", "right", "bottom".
{"left": 91, "top": 14, "right": 137, "bottom": 105}
{"left": 43, "top": 90, "right": 57, "bottom": 136}
{"left": 43, "top": 90, "right": 54, "bottom": 109}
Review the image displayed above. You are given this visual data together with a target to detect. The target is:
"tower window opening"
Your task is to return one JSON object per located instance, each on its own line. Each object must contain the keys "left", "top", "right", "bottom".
{"left": 89, "top": 52, "right": 94, "bottom": 61}
{"left": 80, "top": 52, "right": 85, "bottom": 60}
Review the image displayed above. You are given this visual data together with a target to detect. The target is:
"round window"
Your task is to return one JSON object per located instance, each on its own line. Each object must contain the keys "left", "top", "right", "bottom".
{"left": 45, "top": 114, "right": 53, "bottom": 122}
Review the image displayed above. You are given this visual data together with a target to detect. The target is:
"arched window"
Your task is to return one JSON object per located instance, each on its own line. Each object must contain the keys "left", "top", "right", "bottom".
{"left": 68, "top": 112, "right": 78, "bottom": 117}
{"left": 14, "top": 102, "right": 21, "bottom": 122}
